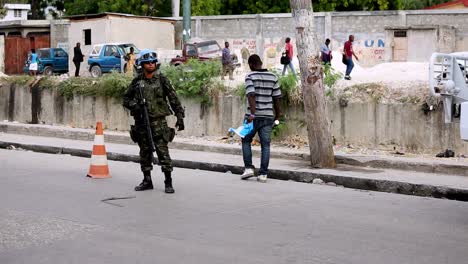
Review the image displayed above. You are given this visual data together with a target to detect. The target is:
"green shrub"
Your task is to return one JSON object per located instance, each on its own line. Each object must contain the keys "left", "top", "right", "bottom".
{"left": 98, "top": 72, "right": 133, "bottom": 98}
{"left": 0, "top": 75, "right": 34, "bottom": 86}
{"left": 56, "top": 72, "right": 132, "bottom": 100}
{"left": 271, "top": 121, "right": 287, "bottom": 139}
{"left": 235, "top": 84, "right": 246, "bottom": 99}
{"left": 162, "top": 59, "right": 223, "bottom": 105}
{"left": 323, "top": 63, "right": 343, "bottom": 98}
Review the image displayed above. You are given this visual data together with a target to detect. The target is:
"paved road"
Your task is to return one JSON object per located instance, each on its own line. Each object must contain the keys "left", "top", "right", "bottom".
{"left": 1, "top": 149, "right": 468, "bottom": 264}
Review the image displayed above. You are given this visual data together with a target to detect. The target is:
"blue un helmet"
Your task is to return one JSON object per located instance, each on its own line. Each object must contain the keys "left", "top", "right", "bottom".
{"left": 137, "top": 49, "right": 159, "bottom": 66}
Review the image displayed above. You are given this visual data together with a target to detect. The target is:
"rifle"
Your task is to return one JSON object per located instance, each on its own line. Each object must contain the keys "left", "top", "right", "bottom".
{"left": 136, "top": 81, "right": 156, "bottom": 162}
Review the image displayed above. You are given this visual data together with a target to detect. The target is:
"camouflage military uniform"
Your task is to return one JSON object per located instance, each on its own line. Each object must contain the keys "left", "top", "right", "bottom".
{"left": 123, "top": 73, "right": 184, "bottom": 173}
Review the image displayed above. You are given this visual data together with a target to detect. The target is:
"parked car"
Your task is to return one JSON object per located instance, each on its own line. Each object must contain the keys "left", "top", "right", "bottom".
{"left": 87, "top": 43, "right": 140, "bottom": 77}
{"left": 23, "top": 48, "right": 69, "bottom": 75}
{"left": 170, "top": 40, "right": 240, "bottom": 67}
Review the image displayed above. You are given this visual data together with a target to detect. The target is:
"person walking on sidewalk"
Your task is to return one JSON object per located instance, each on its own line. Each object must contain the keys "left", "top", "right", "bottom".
{"left": 222, "top": 41, "right": 234, "bottom": 80}
{"left": 282, "top": 37, "right": 296, "bottom": 76}
{"left": 241, "top": 54, "right": 282, "bottom": 183}
{"left": 123, "top": 50, "right": 185, "bottom": 193}
{"left": 73, "top": 43, "right": 84, "bottom": 77}
{"left": 343, "top": 35, "right": 359, "bottom": 80}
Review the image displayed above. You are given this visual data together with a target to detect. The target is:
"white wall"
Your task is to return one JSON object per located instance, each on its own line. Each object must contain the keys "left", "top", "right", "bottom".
{"left": 108, "top": 16, "right": 175, "bottom": 50}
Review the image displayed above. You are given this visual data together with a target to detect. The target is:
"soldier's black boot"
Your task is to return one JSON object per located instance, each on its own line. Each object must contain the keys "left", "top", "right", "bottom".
{"left": 164, "top": 172, "right": 175, "bottom": 194}
{"left": 135, "top": 171, "right": 153, "bottom": 191}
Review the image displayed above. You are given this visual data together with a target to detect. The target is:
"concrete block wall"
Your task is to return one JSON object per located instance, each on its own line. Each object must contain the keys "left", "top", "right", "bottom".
{"left": 176, "top": 10, "right": 468, "bottom": 67}
{"left": 2, "top": 83, "right": 468, "bottom": 154}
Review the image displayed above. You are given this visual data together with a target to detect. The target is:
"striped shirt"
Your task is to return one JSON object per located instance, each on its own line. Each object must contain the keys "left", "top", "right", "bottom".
{"left": 245, "top": 70, "right": 281, "bottom": 117}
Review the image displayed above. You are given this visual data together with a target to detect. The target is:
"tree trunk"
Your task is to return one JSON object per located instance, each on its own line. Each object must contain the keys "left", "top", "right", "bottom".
{"left": 30, "top": 0, "right": 38, "bottom": 19}
{"left": 289, "top": 0, "right": 336, "bottom": 168}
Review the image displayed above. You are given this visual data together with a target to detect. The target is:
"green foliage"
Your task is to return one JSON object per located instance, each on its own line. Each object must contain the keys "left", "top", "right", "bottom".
{"left": 62, "top": 0, "right": 172, "bottom": 17}
{"left": 0, "top": 75, "right": 34, "bottom": 86}
{"left": 271, "top": 121, "right": 287, "bottom": 139}
{"left": 162, "top": 59, "right": 223, "bottom": 105}
{"left": 37, "top": 76, "right": 60, "bottom": 90}
{"left": 235, "top": 84, "right": 246, "bottom": 100}
{"left": 50, "top": 0, "right": 456, "bottom": 17}
{"left": 192, "top": 0, "right": 223, "bottom": 16}
{"left": 323, "top": 64, "right": 343, "bottom": 98}
{"left": 276, "top": 72, "right": 299, "bottom": 103}
{"left": 314, "top": 0, "right": 403, "bottom": 11}
{"left": 57, "top": 72, "right": 132, "bottom": 100}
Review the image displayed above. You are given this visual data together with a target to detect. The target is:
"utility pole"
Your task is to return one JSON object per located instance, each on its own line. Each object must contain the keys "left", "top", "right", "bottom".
{"left": 289, "top": 0, "right": 336, "bottom": 168}
{"left": 172, "top": 0, "right": 180, "bottom": 17}
{"left": 182, "top": 0, "right": 191, "bottom": 43}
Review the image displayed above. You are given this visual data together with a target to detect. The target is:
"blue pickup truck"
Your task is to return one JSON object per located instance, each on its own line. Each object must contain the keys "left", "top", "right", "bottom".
{"left": 87, "top": 43, "right": 140, "bottom": 77}
{"left": 23, "top": 48, "right": 69, "bottom": 75}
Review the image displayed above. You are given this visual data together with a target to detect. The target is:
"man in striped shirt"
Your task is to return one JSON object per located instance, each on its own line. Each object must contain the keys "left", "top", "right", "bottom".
{"left": 241, "top": 54, "right": 282, "bottom": 183}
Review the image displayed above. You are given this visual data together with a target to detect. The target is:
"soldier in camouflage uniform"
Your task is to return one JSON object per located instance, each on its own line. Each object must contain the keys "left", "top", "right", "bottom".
{"left": 123, "top": 50, "right": 185, "bottom": 193}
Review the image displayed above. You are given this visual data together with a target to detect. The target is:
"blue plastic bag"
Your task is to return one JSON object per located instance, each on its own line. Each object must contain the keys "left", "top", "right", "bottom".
{"left": 228, "top": 121, "right": 253, "bottom": 138}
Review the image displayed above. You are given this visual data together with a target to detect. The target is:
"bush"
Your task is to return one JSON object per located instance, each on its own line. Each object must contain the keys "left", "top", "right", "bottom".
{"left": 323, "top": 63, "right": 343, "bottom": 98}
{"left": 162, "top": 59, "right": 223, "bottom": 105}
{"left": 56, "top": 72, "right": 132, "bottom": 100}
{"left": 0, "top": 75, "right": 34, "bottom": 86}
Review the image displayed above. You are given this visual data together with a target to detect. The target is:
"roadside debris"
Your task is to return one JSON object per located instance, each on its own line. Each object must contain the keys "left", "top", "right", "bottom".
{"left": 312, "top": 178, "right": 324, "bottom": 185}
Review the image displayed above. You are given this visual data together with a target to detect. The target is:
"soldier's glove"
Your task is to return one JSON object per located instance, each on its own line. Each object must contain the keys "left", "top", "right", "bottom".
{"left": 175, "top": 116, "right": 185, "bottom": 131}
{"left": 128, "top": 100, "right": 141, "bottom": 116}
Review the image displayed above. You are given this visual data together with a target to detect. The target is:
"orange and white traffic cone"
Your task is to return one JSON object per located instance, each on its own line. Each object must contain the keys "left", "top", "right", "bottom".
{"left": 87, "top": 122, "right": 110, "bottom": 179}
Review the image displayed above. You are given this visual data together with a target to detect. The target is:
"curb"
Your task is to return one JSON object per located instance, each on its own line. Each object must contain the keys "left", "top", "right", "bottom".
{"left": 2, "top": 122, "right": 468, "bottom": 176}
{"left": 0, "top": 123, "right": 310, "bottom": 161}
{"left": 1, "top": 140, "right": 467, "bottom": 202}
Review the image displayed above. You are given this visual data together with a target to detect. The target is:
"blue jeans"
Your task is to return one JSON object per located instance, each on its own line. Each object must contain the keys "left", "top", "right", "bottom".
{"left": 242, "top": 117, "right": 274, "bottom": 175}
{"left": 345, "top": 58, "right": 354, "bottom": 76}
{"left": 282, "top": 62, "right": 296, "bottom": 76}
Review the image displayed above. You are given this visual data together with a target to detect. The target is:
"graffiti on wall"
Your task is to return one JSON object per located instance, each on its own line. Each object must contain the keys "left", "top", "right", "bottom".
{"left": 334, "top": 33, "right": 386, "bottom": 67}
{"left": 222, "top": 37, "right": 295, "bottom": 71}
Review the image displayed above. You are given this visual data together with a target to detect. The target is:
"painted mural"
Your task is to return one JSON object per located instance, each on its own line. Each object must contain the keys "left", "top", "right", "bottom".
{"left": 334, "top": 33, "right": 386, "bottom": 67}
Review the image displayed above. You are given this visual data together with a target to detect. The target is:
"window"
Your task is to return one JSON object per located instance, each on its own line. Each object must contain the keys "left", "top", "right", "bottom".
{"left": 104, "top": 45, "right": 119, "bottom": 57}
{"left": 83, "top": 29, "right": 92, "bottom": 45}
{"left": 394, "top": 30, "right": 407, "bottom": 38}
{"left": 54, "top": 49, "right": 67, "bottom": 57}
{"left": 198, "top": 43, "right": 220, "bottom": 54}
{"left": 14, "top": 10, "right": 21, "bottom": 18}
{"left": 118, "top": 44, "right": 140, "bottom": 55}
{"left": 186, "top": 45, "right": 197, "bottom": 57}
{"left": 37, "top": 49, "right": 50, "bottom": 59}
{"left": 90, "top": 45, "right": 103, "bottom": 56}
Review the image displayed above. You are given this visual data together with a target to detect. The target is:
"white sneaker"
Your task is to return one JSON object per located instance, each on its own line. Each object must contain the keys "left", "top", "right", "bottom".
{"left": 241, "top": 168, "right": 255, "bottom": 180}
{"left": 257, "top": 175, "right": 267, "bottom": 183}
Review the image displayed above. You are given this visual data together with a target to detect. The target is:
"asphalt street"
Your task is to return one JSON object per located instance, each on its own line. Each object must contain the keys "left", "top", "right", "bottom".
{"left": 1, "top": 149, "right": 468, "bottom": 264}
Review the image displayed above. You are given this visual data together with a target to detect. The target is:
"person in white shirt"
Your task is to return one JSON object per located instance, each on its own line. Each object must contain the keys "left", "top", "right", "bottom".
{"left": 320, "top": 39, "right": 332, "bottom": 64}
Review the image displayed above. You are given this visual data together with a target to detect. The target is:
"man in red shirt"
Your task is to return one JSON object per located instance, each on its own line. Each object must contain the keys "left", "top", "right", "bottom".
{"left": 343, "top": 35, "right": 359, "bottom": 80}
{"left": 282, "top": 37, "right": 296, "bottom": 76}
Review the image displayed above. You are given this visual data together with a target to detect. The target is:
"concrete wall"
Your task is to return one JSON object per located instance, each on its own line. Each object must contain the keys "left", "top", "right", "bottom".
{"left": 2, "top": 83, "right": 468, "bottom": 154}
{"left": 178, "top": 10, "right": 468, "bottom": 67}
{"left": 50, "top": 20, "right": 70, "bottom": 51}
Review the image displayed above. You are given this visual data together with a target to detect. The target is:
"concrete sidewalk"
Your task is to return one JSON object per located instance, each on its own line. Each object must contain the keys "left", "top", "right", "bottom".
{"left": 2, "top": 121, "right": 468, "bottom": 176}
{"left": 2, "top": 132, "right": 468, "bottom": 201}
